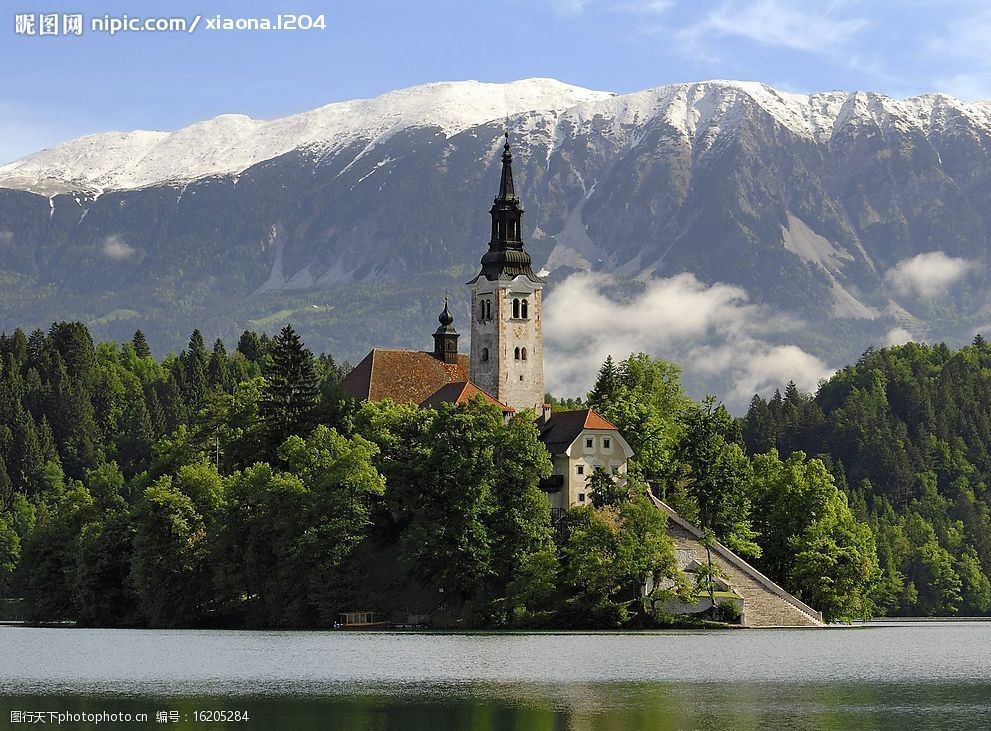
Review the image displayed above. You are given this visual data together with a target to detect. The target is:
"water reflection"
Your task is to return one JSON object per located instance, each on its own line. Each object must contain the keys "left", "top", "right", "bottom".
{"left": 2, "top": 625, "right": 991, "bottom": 730}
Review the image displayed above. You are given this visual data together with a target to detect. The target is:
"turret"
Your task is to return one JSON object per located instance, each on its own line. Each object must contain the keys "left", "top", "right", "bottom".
{"left": 432, "top": 297, "right": 460, "bottom": 364}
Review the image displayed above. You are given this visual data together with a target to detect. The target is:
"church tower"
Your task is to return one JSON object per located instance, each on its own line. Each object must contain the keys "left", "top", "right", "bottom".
{"left": 468, "top": 132, "right": 545, "bottom": 412}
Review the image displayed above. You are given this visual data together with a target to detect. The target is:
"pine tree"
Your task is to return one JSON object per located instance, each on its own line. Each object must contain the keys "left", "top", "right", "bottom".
{"left": 181, "top": 331, "right": 208, "bottom": 409}
{"left": 161, "top": 370, "right": 185, "bottom": 434}
{"left": 207, "top": 338, "right": 232, "bottom": 392}
{"left": 588, "top": 355, "right": 622, "bottom": 406}
{"left": 146, "top": 388, "right": 166, "bottom": 437}
{"left": 0, "top": 454, "right": 11, "bottom": 510}
{"left": 236, "top": 330, "right": 263, "bottom": 363}
{"left": 26, "top": 329, "right": 45, "bottom": 370}
{"left": 131, "top": 330, "right": 152, "bottom": 359}
{"left": 260, "top": 325, "right": 319, "bottom": 451}
{"left": 119, "top": 396, "right": 155, "bottom": 476}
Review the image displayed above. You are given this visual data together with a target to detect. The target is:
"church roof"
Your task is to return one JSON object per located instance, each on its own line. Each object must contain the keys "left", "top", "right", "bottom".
{"left": 341, "top": 348, "right": 471, "bottom": 405}
{"left": 419, "top": 381, "right": 513, "bottom": 412}
{"left": 536, "top": 408, "right": 620, "bottom": 454}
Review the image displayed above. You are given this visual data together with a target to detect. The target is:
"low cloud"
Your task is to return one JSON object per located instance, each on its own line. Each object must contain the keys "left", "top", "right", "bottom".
{"left": 884, "top": 251, "right": 976, "bottom": 299}
{"left": 885, "top": 327, "right": 915, "bottom": 347}
{"left": 542, "top": 271, "right": 834, "bottom": 410}
{"left": 0, "top": 230, "right": 12, "bottom": 243}
{"left": 102, "top": 235, "right": 135, "bottom": 260}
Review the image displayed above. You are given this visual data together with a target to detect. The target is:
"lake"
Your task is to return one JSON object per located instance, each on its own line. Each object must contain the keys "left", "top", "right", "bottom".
{"left": 1, "top": 622, "right": 990, "bottom": 729}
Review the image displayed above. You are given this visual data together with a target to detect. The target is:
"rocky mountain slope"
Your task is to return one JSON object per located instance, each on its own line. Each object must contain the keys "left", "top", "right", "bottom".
{"left": 2, "top": 78, "right": 990, "bottom": 400}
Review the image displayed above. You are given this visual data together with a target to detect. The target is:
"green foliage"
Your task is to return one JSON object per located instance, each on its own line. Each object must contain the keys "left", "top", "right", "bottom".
{"left": 130, "top": 477, "right": 214, "bottom": 627}
{"left": 744, "top": 340, "right": 991, "bottom": 617}
{"left": 557, "top": 496, "right": 682, "bottom": 628}
{"left": 587, "top": 353, "right": 689, "bottom": 491}
{"left": 750, "top": 450, "right": 879, "bottom": 621}
{"left": 676, "top": 398, "right": 759, "bottom": 558}
{"left": 12, "top": 320, "right": 991, "bottom": 628}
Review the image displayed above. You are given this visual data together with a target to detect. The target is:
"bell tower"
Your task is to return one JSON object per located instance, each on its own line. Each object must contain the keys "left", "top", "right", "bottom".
{"left": 468, "top": 132, "right": 544, "bottom": 413}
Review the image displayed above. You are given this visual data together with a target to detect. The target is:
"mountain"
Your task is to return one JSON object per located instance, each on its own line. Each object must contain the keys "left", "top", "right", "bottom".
{"left": 2, "top": 77, "right": 991, "bottom": 402}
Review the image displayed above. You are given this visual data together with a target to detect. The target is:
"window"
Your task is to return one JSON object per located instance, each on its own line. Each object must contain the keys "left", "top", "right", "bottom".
{"left": 585, "top": 438, "right": 593, "bottom": 448}
{"left": 513, "top": 298, "right": 520, "bottom": 318}
{"left": 479, "top": 300, "right": 485, "bottom": 321}
{"left": 519, "top": 375, "right": 524, "bottom": 381}
{"left": 603, "top": 438, "right": 611, "bottom": 449}
{"left": 521, "top": 347, "right": 527, "bottom": 361}
{"left": 521, "top": 299, "right": 529, "bottom": 319}
{"left": 514, "top": 347, "right": 520, "bottom": 360}
{"left": 577, "top": 465, "right": 584, "bottom": 475}
{"left": 481, "top": 348, "right": 489, "bottom": 362}
{"left": 578, "top": 493, "right": 586, "bottom": 503}
{"left": 486, "top": 300, "right": 492, "bottom": 320}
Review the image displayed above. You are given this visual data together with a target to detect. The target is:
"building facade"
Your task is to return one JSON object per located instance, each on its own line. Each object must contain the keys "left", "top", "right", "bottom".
{"left": 536, "top": 409, "right": 634, "bottom": 512}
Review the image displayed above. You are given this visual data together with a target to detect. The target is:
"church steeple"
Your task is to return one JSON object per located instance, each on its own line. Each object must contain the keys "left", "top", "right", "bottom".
{"left": 473, "top": 132, "right": 540, "bottom": 283}
{"left": 432, "top": 296, "right": 460, "bottom": 364}
{"left": 467, "top": 130, "right": 545, "bottom": 413}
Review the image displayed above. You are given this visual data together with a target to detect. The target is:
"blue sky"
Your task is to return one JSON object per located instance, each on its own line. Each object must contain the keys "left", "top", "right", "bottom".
{"left": 3, "top": 0, "right": 991, "bottom": 162}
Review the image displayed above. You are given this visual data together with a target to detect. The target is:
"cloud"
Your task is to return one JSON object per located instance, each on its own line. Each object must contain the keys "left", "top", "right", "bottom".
{"left": 102, "top": 235, "right": 136, "bottom": 260}
{"left": 542, "top": 271, "right": 834, "bottom": 410}
{"left": 0, "top": 230, "right": 13, "bottom": 243}
{"left": 885, "top": 327, "right": 915, "bottom": 346}
{"left": 926, "top": 6, "right": 991, "bottom": 100}
{"left": 884, "top": 251, "right": 977, "bottom": 299}
{"left": 545, "top": 0, "right": 671, "bottom": 16}
{"left": 676, "top": 0, "right": 869, "bottom": 55}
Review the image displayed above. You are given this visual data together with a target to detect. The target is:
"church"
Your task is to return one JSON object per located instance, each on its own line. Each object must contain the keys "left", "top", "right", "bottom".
{"left": 342, "top": 132, "right": 631, "bottom": 514}
{"left": 341, "top": 132, "right": 823, "bottom": 626}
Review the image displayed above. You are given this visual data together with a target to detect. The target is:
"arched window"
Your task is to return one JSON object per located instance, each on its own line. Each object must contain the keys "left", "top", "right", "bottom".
{"left": 514, "top": 347, "right": 520, "bottom": 360}
{"left": 513, "top": 298, "right": 520, "bottom": 318}
{"left": 479, "top": 300, "right": 485, "bottom": 321}
{"left": 521, "top": 299, "right": 529, "bottom": 319}
{"left": 481, "top": 348, "right": 489, "bottom": 362}
{"left": 521, "top": 347, "right": 528, "bottom": 360}
{"left": 486, "top": 300, "right": 492, "bottom": 320}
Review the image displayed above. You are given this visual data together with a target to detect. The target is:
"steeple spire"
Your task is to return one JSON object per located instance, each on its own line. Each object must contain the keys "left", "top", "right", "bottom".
{"left": 497, "top": 131, "right": 517, "bottom": 202}
{"left": 432, "top": 295, "right": 460, "bottom": 364}
{"left": 470, "top": 131, "right": 541, "bottom": 283}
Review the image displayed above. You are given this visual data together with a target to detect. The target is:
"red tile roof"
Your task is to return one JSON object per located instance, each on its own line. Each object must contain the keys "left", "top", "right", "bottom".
{"left": 419, "top": 381, "right": 513, "bottom": 411}
{"left": 536, "top": 408, "right": 619, "bottom": 454}
{"left": 341, "top": 349, "right": 471, "bottom": 405}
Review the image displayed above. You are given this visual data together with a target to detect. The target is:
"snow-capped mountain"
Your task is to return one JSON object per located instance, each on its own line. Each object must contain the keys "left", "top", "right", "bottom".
{"left": 0, "top": 79, "right": 614, "bottom": 193}
{"left": 4, "top": 78, "right": 991, "bottom": 194}
{"left": 2, "top": 77, "right": 991, "bottom": 393}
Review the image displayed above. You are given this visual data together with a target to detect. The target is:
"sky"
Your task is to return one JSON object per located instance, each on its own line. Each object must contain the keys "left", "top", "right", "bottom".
{"left": 4, "top": 0, "right": 991, "bottom": 163}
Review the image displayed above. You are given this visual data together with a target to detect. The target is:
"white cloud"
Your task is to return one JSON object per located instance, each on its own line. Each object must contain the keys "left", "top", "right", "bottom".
{"left": 542, "top": 271, "right": 834, "bottom": 410}
{"left": 0, "top": 230, "right": 13, "bottom": 243}
{"left": 676, "top": 0, "right": 869, "bottom": 55}
{"left": 884, "top": 327, "right": 915, "bottom": 346}
{"left": 545, "top": 0, "right": 671, "bottom": 16}
{"left": 884, "top": 251, "right": 976, "bottom": 299}
{"left": 102, "top": 235, "right": 136, "bottom": 260}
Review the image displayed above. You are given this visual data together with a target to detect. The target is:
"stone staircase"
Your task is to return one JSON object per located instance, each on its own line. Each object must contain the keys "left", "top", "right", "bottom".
{"left": 652, "top": 497, "right": 823, "bottom": 628}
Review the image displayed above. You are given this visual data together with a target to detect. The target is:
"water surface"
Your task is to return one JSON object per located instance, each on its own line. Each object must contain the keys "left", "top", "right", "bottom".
{"left": 2, "top": 623, "right": 989, "bottom": 729}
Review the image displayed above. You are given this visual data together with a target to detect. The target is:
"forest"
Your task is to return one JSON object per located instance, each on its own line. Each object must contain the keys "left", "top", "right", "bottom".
{"left": 1, "top": 320, "right": 979, "bottom": 628}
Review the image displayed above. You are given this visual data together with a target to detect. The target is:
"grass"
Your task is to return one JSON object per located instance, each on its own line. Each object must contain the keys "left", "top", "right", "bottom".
{"left": 249, "top": 305, "right": 327, "bottom": 327}
{"left": 90, "top": 308, "right": 140, "bottom": 325}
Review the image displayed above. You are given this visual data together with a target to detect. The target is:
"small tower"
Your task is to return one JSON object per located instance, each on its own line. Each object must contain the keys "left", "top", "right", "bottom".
{"left": 467, "top": 132, "right": 545, "bottom": 412}
{"left": 432, "top": 297, "right": 460, "bottom": 364}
